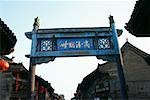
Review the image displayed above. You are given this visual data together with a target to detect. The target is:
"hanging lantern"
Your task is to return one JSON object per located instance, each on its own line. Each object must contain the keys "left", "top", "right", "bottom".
{"left": 0, "top": 59, "right": 9, "bottom": 72}
{"left": 39, "top": 86, "right": 45, "bottom": 93}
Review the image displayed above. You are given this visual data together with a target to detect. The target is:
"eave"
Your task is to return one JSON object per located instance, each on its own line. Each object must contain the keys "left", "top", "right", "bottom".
{"left": 125, "top": 0, "right": 150, "bottom": 37}
{"left": 0, "top": 18, "right": 17, "bottom": 55}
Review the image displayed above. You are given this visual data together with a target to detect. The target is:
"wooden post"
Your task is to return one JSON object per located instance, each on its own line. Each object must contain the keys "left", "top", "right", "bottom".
{"left": 109, "top": 16, "right": 128, "bottom": 100}
{"left": 28, "top": 17, "right": 39, "bottom": 100}
{"left": 29, "top": 58, "right": 36, "bottom": 100}
{"left": 35, "top": 79, "right": 39, "bottom": 100}
{"left": 115, "top": 54, "right": 128, "bottom": 100}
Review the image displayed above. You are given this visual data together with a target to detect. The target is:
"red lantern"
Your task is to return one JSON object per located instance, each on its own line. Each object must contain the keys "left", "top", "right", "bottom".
{"left": 39, "top": 86, "right": 45, "bottom": 93}
{"left": 0, "top": 59, "right": 9, "bottom": 72}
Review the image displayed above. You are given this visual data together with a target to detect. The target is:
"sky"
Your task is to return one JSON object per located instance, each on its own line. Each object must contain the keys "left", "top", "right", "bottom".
{"left": 1, "top": 0, "right": 150, "bottom": 99}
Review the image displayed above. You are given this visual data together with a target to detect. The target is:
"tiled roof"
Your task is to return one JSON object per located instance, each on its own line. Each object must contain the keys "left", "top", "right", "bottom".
{"left": 0, "top": 18, "right": 17, "bottom": 55}
{"left": 121, "top": 41, "right": 150, "bottom": 65}
{"left": 121, "top": 41, "right": 150, "bottom": 58}
{"left": 125, "top": 0, "right": 150, "bottom": 37}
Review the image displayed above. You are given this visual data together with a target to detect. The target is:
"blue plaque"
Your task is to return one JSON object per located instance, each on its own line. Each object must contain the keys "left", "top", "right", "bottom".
{"left": 57, "top": 38, "right": 94, "bottom": 51}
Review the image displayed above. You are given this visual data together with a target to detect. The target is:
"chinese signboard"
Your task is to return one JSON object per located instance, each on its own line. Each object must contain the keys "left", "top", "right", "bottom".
{"left": 57, "top": 38, "right": 94, "bottom": 51}
{"left": 38, "top": 37, "right": 111, "bottom": 51}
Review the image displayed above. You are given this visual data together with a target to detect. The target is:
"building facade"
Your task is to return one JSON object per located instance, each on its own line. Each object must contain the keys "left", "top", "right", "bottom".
{"left": 0, "top": 56, "right": 65, "bottom": 100}
{"left": 72, "top": 65, "right": 111, "bottom": 100}
{"left": 99, "top": 42, "right": 150, "bottom": 100}
{"left": 73, "top": 42, "right": 150, "bottom": 100}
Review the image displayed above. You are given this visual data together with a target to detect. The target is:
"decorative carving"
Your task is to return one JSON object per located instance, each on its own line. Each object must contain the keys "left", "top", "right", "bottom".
{"left": 33, "top": 17, "right": 39, "bottom": 30}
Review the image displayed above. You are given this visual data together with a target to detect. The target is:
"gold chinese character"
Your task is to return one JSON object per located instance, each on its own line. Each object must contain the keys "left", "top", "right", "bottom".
{"left": 69, "top": 42, "right": 75, "bottom": 48}
{"left": 60, "top": 41, "right": 68, "bottom": 49}
{"left": 76, "top": 41, "right": 81, "bottom": 48}
{"left": 84, "top": 40, "right": 90, "bottom": 48}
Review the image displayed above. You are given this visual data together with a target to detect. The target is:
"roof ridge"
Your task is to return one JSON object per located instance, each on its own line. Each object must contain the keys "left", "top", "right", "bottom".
{"left": 121, "top": 41, "right": 150, "bottom": 57}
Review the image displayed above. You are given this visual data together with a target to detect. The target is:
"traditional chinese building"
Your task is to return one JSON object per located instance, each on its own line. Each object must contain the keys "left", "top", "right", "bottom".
{"left": 72, "top": 68, "right": 111, "bottom": 100}
{"left": 0, "top": 56, "right": 63, "bottom": 100}
{"left": 0, "top": 18, "right": 17, "bottom": 99}
{"left": 0, "top": 18, "right": 17, "bottom": 72}
{"left": 72, "top": 41, "right": 150, "bottom": 100}
{"left": 125, "top": 0, "right": 150, "bottom": 37}
{"left": 0, "top": 18, "right": 17, "bottom": 55}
